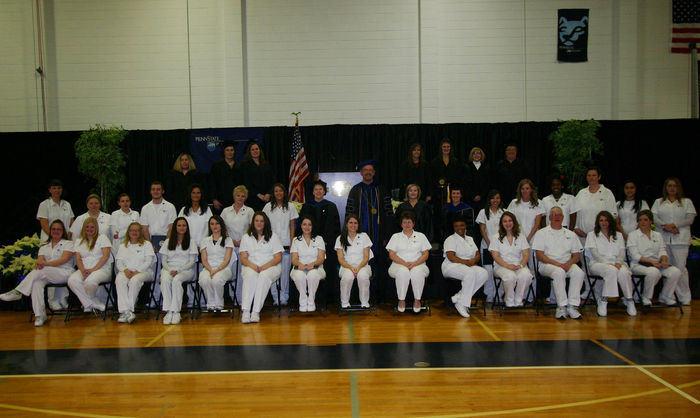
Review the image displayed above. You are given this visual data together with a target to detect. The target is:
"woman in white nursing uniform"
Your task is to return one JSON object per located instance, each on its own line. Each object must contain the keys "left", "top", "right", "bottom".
{"left": 290, "top": 215, "right": 326, "bottom": 312}
{"left": 159, "top": 217, "right": 198, "bottom": 325}
{"left": 115, "top": 222, "right": 155, "bottom": 324}
{"left": 616, "top": 180, "right": 648, "bottom": 240}
{"left": 507, "top": 179, "right": 544, "bottom": 244}
{"left": 221, "top": 185, "right": 254, "bottom": 304}
{"left": 67, "top": 217, "right": 112, "bottom": 313}
{"left": 239, "top": 212, "right": 283, "bottom": 323}
{"left": 476, "top": 189, "right": 504, "bottom": 302}
{"left": 0, "top": 220, "right": 75, "bottom": 326}
{"left": 627, "top": 210, "right": 681, "bottom": 306}
{"left": 336, "top": 214, "right": 373, "bottom": 308}
{"left": 442, "top": 216, "right": 488, "bottom": 318}
{"left": 387, "top": 211, "right": 432, "bottom": 313}
{"left": 110, "top": 193, "right": 140, "bottom": 253}
{"left": 263, "top": 183, "right": 299, "bottom": 306}
{"left": 489, "top": 211, "right": 533, "bottom": 308}
{"left": 198, "top": 215, "right": 235, "bottom": 311}
{"left": 70, "top": 194, "right": 111, "bottom": 242}
{"left": 178, "top": 184, "right": 212, "bottom": 248}
{"left": 651, "top": 177, "right": 696, "bottom": 305}
{"left": 585, "top": 211, "right": 636, "bottom": 317}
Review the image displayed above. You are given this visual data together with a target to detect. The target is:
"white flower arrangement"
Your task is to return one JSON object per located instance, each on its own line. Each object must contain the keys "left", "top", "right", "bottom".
{"left": 1, "top": 234, "right": 41, "bottom": 278}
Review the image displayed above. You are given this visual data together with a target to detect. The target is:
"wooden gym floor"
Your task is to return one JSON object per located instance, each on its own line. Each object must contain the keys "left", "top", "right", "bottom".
{"left": 0, "top": 301, "right": 698, "bottom": 417}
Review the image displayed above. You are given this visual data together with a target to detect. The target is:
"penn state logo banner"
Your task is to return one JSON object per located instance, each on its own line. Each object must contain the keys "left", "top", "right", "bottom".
{"left": 558, "top": 9, "right": 589, "bottom": 62}
{"left": 189, "top": 128, "right": 264, "bottom": 174}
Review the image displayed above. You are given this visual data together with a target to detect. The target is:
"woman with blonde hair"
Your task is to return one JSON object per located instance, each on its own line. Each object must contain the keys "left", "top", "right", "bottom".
{"left": 165, "top": 152, "right": 205, "bottom": 211}
{"left": 394, "top": 184, "right": 433, "bottom": 242}
{"left": 221, "top": 185, "right": 255, "bottom": 304}
{"left": 67, "top": 217, "right": 113, "bottom": 313}
{"left": 115, "top": 222, "right": 155, "bottom": 323}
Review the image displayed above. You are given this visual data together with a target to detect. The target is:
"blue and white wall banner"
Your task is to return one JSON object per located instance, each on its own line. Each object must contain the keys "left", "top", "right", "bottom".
{"left": 189, "top": 128, "right": 264, "bottom": 174}
{"left": 557, "top": 9, "right": 589, "bottom": 62}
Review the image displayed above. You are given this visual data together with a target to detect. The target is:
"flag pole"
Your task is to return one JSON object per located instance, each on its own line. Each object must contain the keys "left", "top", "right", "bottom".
{"left": 691, "top": 43, "right": 698, "bottom": 118}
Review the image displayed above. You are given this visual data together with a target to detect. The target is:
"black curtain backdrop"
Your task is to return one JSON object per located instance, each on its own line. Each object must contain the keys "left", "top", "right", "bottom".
{"left": 3, "top": 119, "right": 698, "bottom": 244}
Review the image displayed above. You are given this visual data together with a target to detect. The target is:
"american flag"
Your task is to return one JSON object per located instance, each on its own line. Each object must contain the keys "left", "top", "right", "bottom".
{"left": 671, "top": 0, "right": 700, "bottom": 53}
{"left": 288, "top": 120, "right": 309, "bottom": 203}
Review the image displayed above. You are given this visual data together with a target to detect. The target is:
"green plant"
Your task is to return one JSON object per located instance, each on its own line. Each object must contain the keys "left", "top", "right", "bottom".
{"left": 548, "top": 119, "right": 603, "bottom": 193}
{"left": 75, "top": 124, "right": 128, "bottom": 210}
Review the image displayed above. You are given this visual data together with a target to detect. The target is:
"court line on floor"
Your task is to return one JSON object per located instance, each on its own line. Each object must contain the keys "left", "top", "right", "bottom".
{"left": 61, "top": 320, "right": 112, "bottom": 349}
{"left": 2, "top": 364, "right": 699, "bottom": 379}
{"left": 347, "top": 313, "right": 360, "bottom": 418}
{"left": 145, "top": 325, "right": 175, "bottom": 347}
{"left": 606, "top": 318, "right": 644, "bottom": 338}
{"left": 471, "top": 315, "right": 501, "bottom": 341}
{"left": 428, "top": 380, "right": 700, "bottom": 417}
{"left": 0, "top": 402, "right": 133, "bottom": 418}
{"left": 591, "top": 338, "right": 700, "bottom": 404}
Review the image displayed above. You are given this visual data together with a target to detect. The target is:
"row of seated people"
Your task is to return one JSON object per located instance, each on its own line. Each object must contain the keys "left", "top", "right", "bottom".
{"left": 1, "top": 200, "right": 686, "bottom": 325}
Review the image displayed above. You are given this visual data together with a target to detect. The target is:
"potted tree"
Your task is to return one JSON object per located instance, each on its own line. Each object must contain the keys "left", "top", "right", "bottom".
{"left": 548, "top": 119, "right": 602, "bottom": 193}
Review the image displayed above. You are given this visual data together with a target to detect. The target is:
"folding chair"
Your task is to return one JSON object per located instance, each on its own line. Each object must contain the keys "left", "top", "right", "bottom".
{"left": 338, "top": 265, "right": 378, "bottom": 316}
{"left": 629, "top": 261, "right": 683, "bottom": 315}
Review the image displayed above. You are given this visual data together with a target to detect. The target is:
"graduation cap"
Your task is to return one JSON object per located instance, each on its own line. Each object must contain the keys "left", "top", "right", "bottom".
{"left": 356, "top": 159, "right": 377, "bottom": 171}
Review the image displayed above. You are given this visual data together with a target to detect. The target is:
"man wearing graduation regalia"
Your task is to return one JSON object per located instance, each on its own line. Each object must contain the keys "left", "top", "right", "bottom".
{"left": 345, "top": 160, "right": 394, "bottom": 301}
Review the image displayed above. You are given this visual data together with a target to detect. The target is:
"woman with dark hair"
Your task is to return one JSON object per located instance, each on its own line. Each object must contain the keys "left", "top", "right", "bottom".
{"left": 465, "top": 146, "right": 491, "bottom": 208}
{"left": 430, "top": 138, "right": 464, "bottom": 206}
{"left": 397, "top": 143, "right": 432, "bottom": 201}
{"left": 585, "top": 211, "right": 636, "bottom": 316}
{"left": 387, "top": 211, "right": 432, "bottom": 313}
{"left": 616, "top": 180, "right": 649, "bottom": 239}
{"left": 263, "top": 183, "right": 299, "bottom": 305}
{"left": 115, "top": 222, "right": 155, "bottom": 324}
{"left": 290, "top": 216, "right": 326, "bottom": 312}
{"left": 651, "top": 177, "right": 696, "bottom": 305}
{"left": 198, "top": 215, "right": 235, "bottom": 311}
{"left": 489, "top": 212, "right": 532, "bottom": 308}
{"left": 239, "top": 212, "right": 283, "bottom": 323}
{"left": 0, "top": 220, "right": 75, "bottom": 327}
{"left": 165, "top": 152, "right": 206, "bottom": 211}
{"left": 627, "top": 210, "right": 681, "bottom": 306}
{"left": 541, "top": 175, "right": 578, "bottom": 229}
{"left": 178, "top": 184, "right": 212, "bottom": 248}
{"left": 336, "top": 214, "right": 373, "bottom": 308}
{"left": 240, "top": 141, "right": 275, "bottom": 211}
{"left": 475, "top": 189, "right": 504, "bottom": 301}
{"left": 159, "top": 217, "right": 198, "bottom": 325}
{"left": 67, "top": 217, "right": 112, "bottom": 313}
{"left": 394, "top": 184, "right": 433, "bottom": 242}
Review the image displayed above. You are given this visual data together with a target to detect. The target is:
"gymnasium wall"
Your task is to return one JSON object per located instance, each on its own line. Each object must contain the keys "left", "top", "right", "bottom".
{"left": 0, "top": 0, "right": 692, "bottom": 132}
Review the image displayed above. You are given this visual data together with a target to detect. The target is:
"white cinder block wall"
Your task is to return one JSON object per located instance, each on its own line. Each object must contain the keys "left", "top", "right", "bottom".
{"left": 0, "top": 0, "right": 692, "bottom": 132}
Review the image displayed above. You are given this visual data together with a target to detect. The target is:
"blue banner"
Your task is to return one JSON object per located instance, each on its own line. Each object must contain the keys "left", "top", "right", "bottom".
{"left": 189, "top": 128, "right": 264, "bottom": 174}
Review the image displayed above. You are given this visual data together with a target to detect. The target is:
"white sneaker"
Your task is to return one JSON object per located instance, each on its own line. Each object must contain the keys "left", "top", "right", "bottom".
{"left": 126, "top": 311, "right": 136, "bottom": 324}
{"left": 170, "top": 312, "right": 181, "bottom": 325}
{"left": 413, "top": 304, "right": 422, "bottom": 313}
{"left": 658, "top": 296, "right": 675, "bottom": 306}
{"left": 49, "top": 301, "right": 63, "bottom": 311}
{"left": 451, "top": 294, "right": 460, "bottom": 305}
{"left": 597, "top": 300, "right": 608, "bottom": 317}
{"left": 555, "top": 306, "right": 567, "bottom": 319}
{"left": 642, "top": 297, "right": 652, "bottom": 306}
{"left": 341, "top": 303, "right": 350, "bottom": 309}
{"left": 250, "top": 312, "right": 260, "bottom": 323}
{"left": 34, "top": 315, "right": 47, "bottom": 327}
{"left": 241, "top": 311, "right": 251, "bottom": 323}
{"left": 307, "top": 303, "right": 316, "bottom": 312}
{"left": 567, "top": 306, "right": 582, "bottom": 319}
{"left": 163, "top": 311, "right": 173, "bottom": 325}
{"left": 360, "top": 303, "right": 370, "bottom": 308}
{"left": 0, "top": 290, "right": 21, "bottom": 302}
{"left": 397, "top": 304, "right": 405, "bottom": 313}
{"left": 117, "top": 313, "right": 128, "bottom": 323}
{"left": 299, "top": 304, "right": 308, "bottom": 312}
{"left": 505, "top": 300, "right": 515, "bottom": 308}
{"left": 455, "top": 303, "right": 470, "bottom": 318}
{"left": 93, "top": 301, "right": 106, "bottom": 312}
{"left": 626, "top": 300, "right": 637, "bottom": 316}
{"left": 59, "top": 299, "right": 69, "bottom": 309}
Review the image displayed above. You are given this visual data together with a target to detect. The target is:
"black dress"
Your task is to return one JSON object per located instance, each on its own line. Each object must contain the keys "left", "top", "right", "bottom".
{"left": 494, "top": 158, "right": 530, "bottom": 204}
{"left": 465, "top": 161, "right": 492, "bottom": 208}
{"left": 239, "top": 159, "right": 275, "bottom": 211}
{"left": 164, "top": 169, "right": 206, "bottom": 212}
{"left": 397, "top": 161, "right": 433, "bottom": 200}
{"left": 208, "top": 160, "right": 243, "bottom": 209}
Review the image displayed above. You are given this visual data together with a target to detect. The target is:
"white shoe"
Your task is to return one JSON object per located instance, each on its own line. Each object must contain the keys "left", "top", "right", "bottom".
{"left": 34, "top": 315, "right": 47, "bottom": 327}
{"left": 83, "top": 305, "right": 93, "bottom": 313}
{"left": 413, "top": 304, "right": 422, "bottom": 313}
{"left": 455, "top": 303, "right": 470, "bottom": 318}
{"left": 49, "top": 301, "right": 63, "bottom": 311}
{"left": 341, "top": 303, "right": 350, "bottom": 309}
{"left": 567, "top": 306, "right": 582, "bottom": 319}
{"left": 626, "top": 300, "right": 637, "bottom": 316}
{"left": 117, "top": 313, "right": 128, "bottom": 323}
{"left": 0, "top": 290, "right": 21, "bottom": 302}
{"left": 250, "top": 312, "right": 260, "bottom": 323}
{"left": 163, "top": 311, "right": 173, "bottom": 325}
{"left": 360, "top": 303, "right": 370, "bottom": 308}
{"left": 307, "top": 303, "right": 316, "bottom": 312}
{"left": 59, "top": 299, "right": 69, "bottom": 309}
{"left": 299, "top": 304, "right": 308, "bottom": 312}
{"left": 397, "top": 304, "right": 405, "bottom": 313}
{"left": 451, "top": 294, "right": 459, "bottom": 305}
{"left": 93, "top": 301, "right": 106, "bottom": 312}
{"left": 505, "top": 300, "right": 515, "bottom": 308}
{"left": 126, "top": 311, "right": 136, "bottom": 324}
{"left": 170, "top": 312, "right": 181, "bottom": 325}
{"left": 241, "top": 311, "right": 251, "bottom": 324}
{"left": 555, "top": 306, "right": 567, "bottom": 319}
{"left": 642, "top": 297, "right": 652, "bottom": 306}
{"left": 658, "top": 296, "right": 675, "bottom": 306}
{"left": 597, "top": 300, "right": 607, "bottom": 317}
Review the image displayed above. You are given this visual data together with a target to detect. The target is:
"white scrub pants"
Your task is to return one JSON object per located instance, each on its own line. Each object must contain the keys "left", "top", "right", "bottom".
{"left": 630, "top": 264, "right": 681, "bottom": 302}
{"left": 442, "top": 264, "right": 489, "bottom": 307}
{"left": 199, "top": 267, "right": 233, "bottom": 309}
{"left": 241, "top": 265, "right": 282, "bottom": 314}
{"left": 493, "top": 265, "right": 533, "bottom": 306}
{"left": 339, "top": 265, "right": 372, "bottom": 307}
{"left": 271, "top": 251, "right": 291, "bottom": 305}
{"left": 160, "top": 269, "right": 195, "bottom": 312}
{"left": 15, "top": 267, "right": 71, "bottom": 318}
{"left": 588, "top": 262, "right": 634, "bottom": 299}
{"left": 388, "top": 262, "right": 429, "bottom": 301}
{"left": 67, "top": 269, "right": 111, "bottom": 309}
{"left": 116, "top": 271, "right": 153, "bottom": 313}
{"left": 667, "top": 244, "right": 691, "bottom": 303}
{"left": 291, "top": 267, "right": 326, "bottom": 308}
{"left": 538, "top": 263, "right": 585, "bottom": 307}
